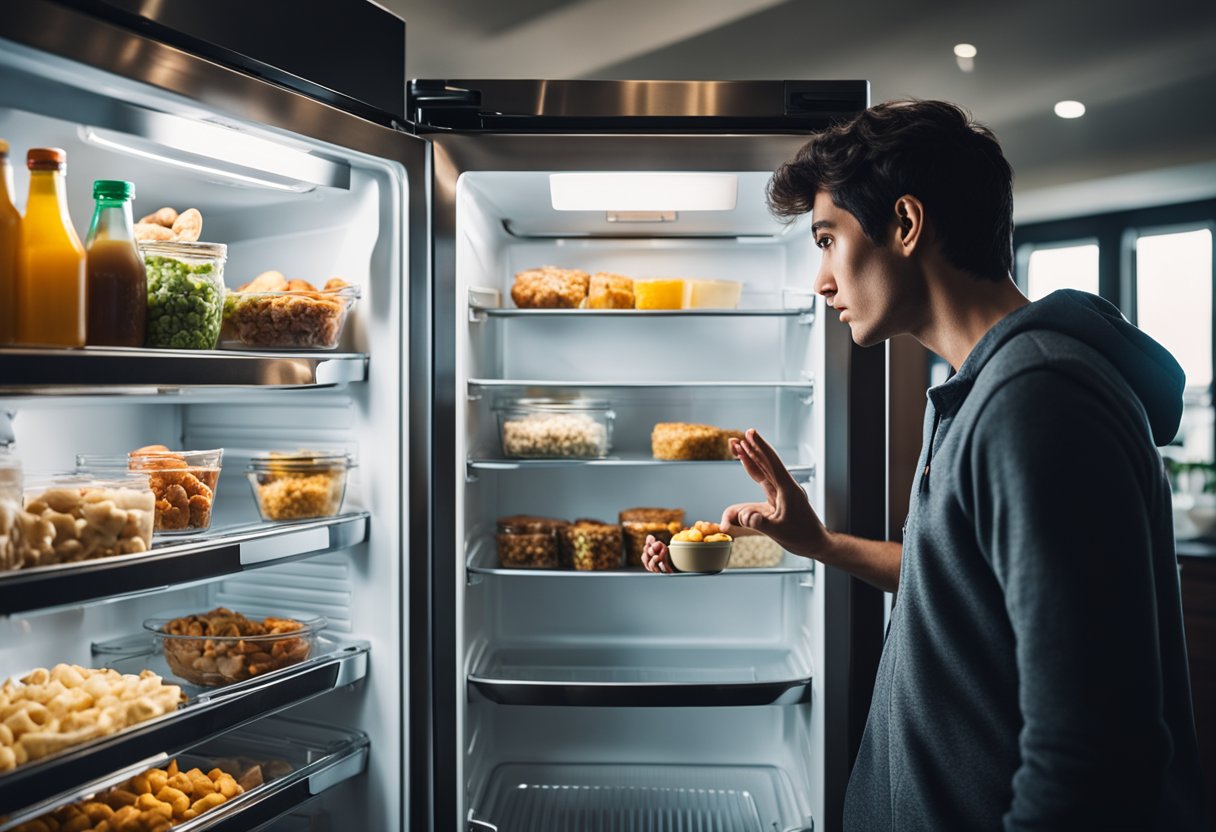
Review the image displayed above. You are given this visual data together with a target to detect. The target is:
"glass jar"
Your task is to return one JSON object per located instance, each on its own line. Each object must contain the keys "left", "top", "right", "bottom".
{"left": 496, "top": 398, "right": 614, "bottom": 459}
{"left": 138, "top": 240, "right": 226, "bottom": 349}
{"left": 247, "top": 450, "right": 353, "bottom": 522}
{"left": 495, "top": 515, "right": 567, "bottom": 569}
{"left": 80, "top": 449, "right": 224, "bottom": 535}
{"left": 619, "top": 507, "right": 685, "bottom": 567}
{"left": 565, "top": 519, "right": 623, "bottom": 571}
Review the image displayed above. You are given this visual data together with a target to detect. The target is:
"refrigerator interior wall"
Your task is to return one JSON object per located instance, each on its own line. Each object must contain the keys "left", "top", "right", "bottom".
{"left": 455, "top": 169, "right": 829, "bottom": 828}
{"left": 0, "top": 50, "right": 407, "bottom": 830}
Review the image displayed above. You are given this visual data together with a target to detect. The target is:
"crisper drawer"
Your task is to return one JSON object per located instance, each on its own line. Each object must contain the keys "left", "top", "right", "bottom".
{"left": 0, "top": 716, "right": 368, "bottom": 832}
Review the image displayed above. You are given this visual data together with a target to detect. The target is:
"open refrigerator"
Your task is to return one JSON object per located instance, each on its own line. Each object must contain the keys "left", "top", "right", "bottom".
{"left": 0, "top": 3, "right": 887, "bottom": 831}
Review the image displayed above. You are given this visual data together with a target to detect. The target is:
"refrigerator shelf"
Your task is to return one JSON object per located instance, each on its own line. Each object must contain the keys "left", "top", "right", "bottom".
{"left": 0, "top": 638, "right": 369, "bottom": 814}
{"left": 470, "top": 763, "right": 811, "bottom": 832}
{"left": 0, "top": 347, "right": 368, "bottom": 394}
{"left": 0, "top": 513, "right": 370, "bottom": 616}
{"left": 469, "top": 378, "right": 814, "bottom": 390}
{"left": 467, "top": 536, "right": 815, "bottom": 578}
{"left": 1, "top": 717, "right": 369, "bottom": 832}
{"left": 468, "top": 645, "right": 812, "bottom": 707}
{"left": 467, "top": 453, "right": 815, "bottom": 475}
{"left": 472, "top": 306, "right": 815, "bottom": 319}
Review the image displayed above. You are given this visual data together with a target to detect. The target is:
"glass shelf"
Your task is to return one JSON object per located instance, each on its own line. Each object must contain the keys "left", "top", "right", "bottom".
{"left": 473, "top": 306, "right": 815, "bottom": 319}
{"left": 466, "top": 536, "right": 815, "bottom": 579}
{"left": 0, "top": 637, "right": 369, "bottom": 814}
{"left": 0, "top": 513, "right": 369, "bottom": 616}
{"left": 0, "top": 347, "right": 367, "bottom": 394}
{"left": 469, "top": 644, "right": 812, "bottom": 707}
{"left": 469, "top": 378, "right": 814, "bottom": 390}
{"left": 0, "top": 717, "right": 368, "bottom": 832}
{"left": 467, "top": 452, "right": 814, "bottom": 475}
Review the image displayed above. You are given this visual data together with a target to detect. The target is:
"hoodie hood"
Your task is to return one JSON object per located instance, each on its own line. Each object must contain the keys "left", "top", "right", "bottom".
{"left": 937, "top": 289, "right": 1186, "bottom": 445}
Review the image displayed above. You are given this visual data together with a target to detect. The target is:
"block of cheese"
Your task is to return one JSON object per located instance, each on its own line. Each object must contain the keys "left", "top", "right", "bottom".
{"left": 685, "top": 279, "right": 742, "bottom": 309}
{"left": 634, "top": 279, "right": 684, "bottom": 310}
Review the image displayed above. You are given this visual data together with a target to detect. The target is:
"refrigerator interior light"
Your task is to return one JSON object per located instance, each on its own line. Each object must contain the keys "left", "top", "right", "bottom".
{"left": 550, "top": 172, "right": 738, "bottom": 212}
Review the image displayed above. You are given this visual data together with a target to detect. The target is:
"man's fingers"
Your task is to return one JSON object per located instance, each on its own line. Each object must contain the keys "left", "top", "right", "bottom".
{"left": 745, "top": 428, "right": 802, "bottom": 491}
{"left": 721, "top": 502, "right": 773, "bottom": 534}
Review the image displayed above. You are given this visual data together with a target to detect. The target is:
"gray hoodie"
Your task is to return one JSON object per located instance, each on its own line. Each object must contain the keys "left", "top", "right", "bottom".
{"left": 843, "top": 290, "right": 1207, "bottom": 831}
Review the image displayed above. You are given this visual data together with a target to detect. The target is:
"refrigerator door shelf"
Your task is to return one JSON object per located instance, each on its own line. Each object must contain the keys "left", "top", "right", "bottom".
{"left": 0, "top": 512, "right": 370, "bottom": 616}
{"left": 0, "top": 348, "right": 368, "bottom": 394}
{"left": 467, "top": 536, "right": 815, "bottom": 578}
{"left": 0, "top": 717, "right": 369, "bottom": 832}
{"left": 468, "top": 644, "right": 812, "bottom": 708}
{"left": 470, "top": 763, "right": 808, "bottom": 832}
{"left": 467, "top": 453, "right": 814, "bottom": 476}
{"left": 0, "top": 641, "right": 369, "bottom": 814}
{"left": 469, "top": 379, "right": 814, "bottom": 391}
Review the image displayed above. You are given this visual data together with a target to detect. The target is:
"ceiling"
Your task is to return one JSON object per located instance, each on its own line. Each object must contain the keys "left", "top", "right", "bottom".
{"left": 383, "top": 0, "right": 1216, "bottom": 224}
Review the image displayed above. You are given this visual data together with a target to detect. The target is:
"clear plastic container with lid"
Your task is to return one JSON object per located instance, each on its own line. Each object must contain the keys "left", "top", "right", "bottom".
{"left": 138, "top": 240, "right": 227, "bottom": 349}
{"left": 77, "top": 448, "right": 223, "bottom": 534}
{"left": 495, "top": 515, "right": 568, "bottom": 569}
{"left": 247, "top": 450, "right": 353, "bottom": 522}
{"left": 0, "top": 451, "right": 21, "bottom": 572}
{"left": 619, "top": 507, "right": 684, "bottom": 567}
{"left": 496, "top": 398, "right": 614, "bottom": 459}
{"left": 19, "top": 472, "right": 155, "bottom": 568}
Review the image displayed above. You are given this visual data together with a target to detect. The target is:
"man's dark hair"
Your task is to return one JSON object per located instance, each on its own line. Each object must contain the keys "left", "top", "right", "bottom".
{"left": 768, "top": 99, "right": 1014, "bottom": 280}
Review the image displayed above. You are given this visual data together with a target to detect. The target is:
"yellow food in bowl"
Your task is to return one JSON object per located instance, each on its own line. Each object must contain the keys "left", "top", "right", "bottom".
{"left": 672, "top": 521, "right": 733, "bottom": 543}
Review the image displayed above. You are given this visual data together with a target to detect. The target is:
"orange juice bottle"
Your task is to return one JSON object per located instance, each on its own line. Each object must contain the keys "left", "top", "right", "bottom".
{"left": 17, "top": 147, "right": 85, "bottom": 347}
{"left": 0, "top": 140, "right": 20, "bottom": 345}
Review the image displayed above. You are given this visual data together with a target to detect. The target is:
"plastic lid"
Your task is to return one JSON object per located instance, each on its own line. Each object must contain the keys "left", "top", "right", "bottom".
{"left": 27, "top": 147, "right": 66, "bottom": 170}
{"left": 93, "top": 179, "right": 135, "bottom": 201}
{"left": 496, "top": 397, "right": 611, "bottom": 411}
{"left": 496, "top": 515, "right": 568, "bottom": 534}
{"left": 249, "top": 450, "right": 353, "bottom": 472}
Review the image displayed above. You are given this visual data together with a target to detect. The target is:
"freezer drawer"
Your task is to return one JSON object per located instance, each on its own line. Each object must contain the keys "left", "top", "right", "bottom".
{"left": 0, "top": 638, "right": 368, "bottom": 813}
{"left": 1, "top": 716, "right": 368, "bottom": 832}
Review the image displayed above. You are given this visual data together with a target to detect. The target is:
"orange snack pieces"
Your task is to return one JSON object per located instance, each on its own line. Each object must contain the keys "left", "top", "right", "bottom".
{"left": 585, "top": 272, "right": 634, "bottom": 309}
{"left": 510, "top": 266, "right": 589, "bottom": 308}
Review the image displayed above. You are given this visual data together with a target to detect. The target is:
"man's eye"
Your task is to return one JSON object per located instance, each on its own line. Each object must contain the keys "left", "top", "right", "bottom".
{"left": 815, "top": 236, "right": 832, "bottom": 250}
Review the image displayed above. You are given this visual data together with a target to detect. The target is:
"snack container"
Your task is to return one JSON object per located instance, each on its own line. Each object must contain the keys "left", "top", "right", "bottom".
{"left": 0, "top": 454, "right": 21, "bottom": 573}
{"left": 565, "top": 519, "right": 623, "bottom": 571}
{"left": 496, "top": 398, "right": 614, "bottom": 459}
{"left": 725, "top": 529, "right": 784, "bottom": 568}
{"left": 19, "top": 473, "right": 155, "bottom": 568}
{"left": 247, "top": 451, "right": 353, "bottom": 521}
{"left": 221, "top": 284, "right": 360, "bottom": 350}
{"left": 77, "top": 449, "right": 223, "bottom": 535}
{"left": 138, "top": 240, "right": 227, "bottom": 350}
{"left": 495, "top": 515, "right": 567, "bottom": 569}
{"left": 145, "top": 609, "right": 325, "bottom": 687}
{"left": 669, "top": 539, "right": 733, "bottom": 574}
{"left": 619, "top": 507, "right": 684, "bottom": 567}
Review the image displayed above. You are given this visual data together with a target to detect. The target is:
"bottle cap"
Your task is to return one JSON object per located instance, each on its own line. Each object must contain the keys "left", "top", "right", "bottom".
{"left": 0, "top": 139, "right": 9, "bottom": 158}
{"left": 93, "top": 179, "right": 135, "bottom": 201}
{"left": 27, "top": 147, "right": 67, "bottom": 171}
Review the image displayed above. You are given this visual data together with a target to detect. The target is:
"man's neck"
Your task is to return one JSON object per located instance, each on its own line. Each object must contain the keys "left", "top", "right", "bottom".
{"left": 911, "top": 267, "right": 1029, "bottom": 372}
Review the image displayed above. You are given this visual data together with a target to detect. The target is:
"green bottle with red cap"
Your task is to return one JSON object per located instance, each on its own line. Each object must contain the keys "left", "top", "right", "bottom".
{"left": 85, "top": 179, "right": 146, "bottom": 347}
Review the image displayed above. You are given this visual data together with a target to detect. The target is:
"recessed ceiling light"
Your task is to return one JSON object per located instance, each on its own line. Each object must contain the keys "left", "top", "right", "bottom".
{"left": 953, "top": 43, "right": 977, "bottom": 59}
{"left": 1054, "top": 100, "right": 1086, "bottom": 119}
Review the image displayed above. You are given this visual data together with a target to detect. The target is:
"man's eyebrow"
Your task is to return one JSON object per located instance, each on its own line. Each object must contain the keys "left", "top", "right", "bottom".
{"left": 811, "top": 220, "right": 834, "bottom": 233}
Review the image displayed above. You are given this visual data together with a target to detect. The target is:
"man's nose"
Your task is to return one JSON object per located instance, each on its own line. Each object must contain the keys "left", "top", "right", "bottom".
{"left": 813, "top": 263, "right": 835, "bottom": 298}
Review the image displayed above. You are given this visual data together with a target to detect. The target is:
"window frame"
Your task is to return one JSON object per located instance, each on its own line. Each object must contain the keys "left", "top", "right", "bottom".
{"left": 1014, "top": 198, "right": 1216, "bottom": 449}
{"left": 1017, "top": 237, "right": 1101, "bottom": 301}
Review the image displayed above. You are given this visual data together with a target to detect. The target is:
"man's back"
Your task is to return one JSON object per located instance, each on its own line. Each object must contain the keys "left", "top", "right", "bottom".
{"left": 844, "top": 290, "right": 1207, "bottom": 831}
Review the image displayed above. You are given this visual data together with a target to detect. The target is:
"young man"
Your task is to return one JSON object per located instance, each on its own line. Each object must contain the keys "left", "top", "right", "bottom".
{"left": 643, "top": 100, "right": 1207, "bottom": 830}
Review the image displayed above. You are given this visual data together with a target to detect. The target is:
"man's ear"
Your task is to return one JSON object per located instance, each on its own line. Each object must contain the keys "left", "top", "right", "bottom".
{"left": 892, "top": 194, "right": 925, "bottom": 254}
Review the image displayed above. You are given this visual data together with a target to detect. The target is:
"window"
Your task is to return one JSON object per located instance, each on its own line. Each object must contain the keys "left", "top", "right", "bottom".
{"left": 1023, "top": 241, "right": 1100, "bottom": 301}
{"left": 1013, "top": 198, "right": 1216, "bottom": 460}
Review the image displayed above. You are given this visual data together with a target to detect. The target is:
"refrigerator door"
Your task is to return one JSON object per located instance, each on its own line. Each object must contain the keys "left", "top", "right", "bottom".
{"left": 424, "top": 79, "right": 884, "bottom": 832}
{"left": 0, "top": 3, "right": 429, "bottom": 830}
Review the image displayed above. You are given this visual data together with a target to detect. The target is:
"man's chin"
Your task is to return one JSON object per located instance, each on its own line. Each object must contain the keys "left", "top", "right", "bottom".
{"left": 849, "top": 325, "right": 884, "bottom": 348}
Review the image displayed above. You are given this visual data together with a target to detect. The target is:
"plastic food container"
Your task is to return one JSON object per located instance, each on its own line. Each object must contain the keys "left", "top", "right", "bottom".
{"left": 221, "top": 284, "right": 360, "bottom": 350}
{"left": 146, "top": 607, "right": 325, "bottom": 687}
{"left": 19, "top": 473, "right": 155, "bottom": 568}
{"left": 726, "top": 529, "right": 784, "bottom": 568}
{"left": 139, "top": 240, "right": 227, "bottom": 350}
{"left": 619, "top": 507, "right": 684, "bottom": 567}
{"left": 247, "top": 450, "right": 352, "bottom": 521}
{"left": 77, "top": 449, "right": 222, "bottom": 535}
{"left": 497, "top": 398, "right": 614, "bottom": 459}
{"left": 495, "top": 515, "right": 568, "bottom": 569}
{"left": 0, "top": 454, "right": 22, "bottom": 573}
{"left": 564, "top": 519, "right": 623, "bottom": 571}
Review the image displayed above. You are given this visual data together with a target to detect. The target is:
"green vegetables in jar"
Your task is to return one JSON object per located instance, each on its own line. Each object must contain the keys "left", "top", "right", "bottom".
{"left": 144, "top": 255, "right": 223, "bottom": 349}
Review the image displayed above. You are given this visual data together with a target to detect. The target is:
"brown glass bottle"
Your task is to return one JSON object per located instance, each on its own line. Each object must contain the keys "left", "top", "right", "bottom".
{"left": 85, "top": 179, "right": 146, "bottom": 346}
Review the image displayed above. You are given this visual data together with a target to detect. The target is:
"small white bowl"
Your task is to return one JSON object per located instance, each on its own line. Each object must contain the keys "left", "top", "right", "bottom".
{"left": 668, "top": 540, "right": 733, "bottom": 574}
